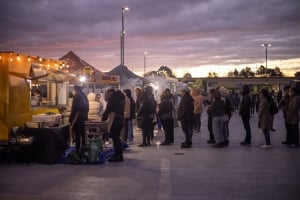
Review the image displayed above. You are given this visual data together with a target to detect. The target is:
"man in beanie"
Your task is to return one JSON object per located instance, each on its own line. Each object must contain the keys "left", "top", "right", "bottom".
{"left": 69, "top": 86, "right": 89, "bottom": 153}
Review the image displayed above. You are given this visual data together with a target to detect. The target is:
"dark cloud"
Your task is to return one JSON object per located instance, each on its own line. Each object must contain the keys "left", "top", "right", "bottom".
{"left": 0, "top": 0, "right": 299, "bottom": 75}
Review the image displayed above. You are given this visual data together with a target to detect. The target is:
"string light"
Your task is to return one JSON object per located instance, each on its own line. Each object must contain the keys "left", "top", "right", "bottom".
{"left": 0, "top": 52, "right": 64, "bottom": 71}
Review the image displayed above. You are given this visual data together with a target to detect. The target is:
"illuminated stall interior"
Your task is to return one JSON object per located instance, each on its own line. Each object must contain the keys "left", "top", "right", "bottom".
{"left": 0, "top": 52, "right": 75, "bottom": 141}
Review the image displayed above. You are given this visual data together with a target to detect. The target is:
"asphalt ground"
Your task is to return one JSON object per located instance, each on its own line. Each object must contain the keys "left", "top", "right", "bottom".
{"left": 0, "top": 110, "right": 299, "bottom": 200}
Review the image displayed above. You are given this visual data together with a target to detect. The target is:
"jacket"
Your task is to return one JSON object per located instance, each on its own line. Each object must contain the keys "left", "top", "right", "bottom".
{"left": 286, "top": 95, "right": 300, "bottom": 124}
{"left": 258, "top": 97, "right": 272, "bottom": 129}
{"left": 69, "top": 91, "right": 89, "bottom": 128}
{"left": 177, "top": 92, "right": 194, "bottom": 122}
{"left": 124, "top": 95, "right": 130, "bottom": 119}
{"left": 102, "top": 90, "right": 125, "bottom": 131}
{"left": 158, "top": 98, "right": 174, "bottom": 120}
{"left": 239, "top": 94, "right": 251, "bottom": 118}
{"left": 193, "top": 94, "right": 204, "bottom": 114}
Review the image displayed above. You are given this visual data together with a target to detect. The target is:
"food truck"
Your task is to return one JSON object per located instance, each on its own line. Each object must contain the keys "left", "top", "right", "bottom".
{"left": 0, "top": 52, "right": 74, "bottom": 142}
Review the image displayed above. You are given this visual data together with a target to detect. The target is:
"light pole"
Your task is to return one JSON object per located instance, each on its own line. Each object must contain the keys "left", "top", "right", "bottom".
{"left": 144, "top": 51, "right": 147, "bottom": 77}
{"left": 121, "top": 7, "right": 129, "bottom": 66}
{"left": 261, "top": 43, "right": 271, "bottom": 84}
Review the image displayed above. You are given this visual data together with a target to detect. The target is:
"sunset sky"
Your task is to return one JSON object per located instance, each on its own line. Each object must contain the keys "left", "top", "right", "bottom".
{"left": 1, "top": 0, "right": 300, "bottom": 77}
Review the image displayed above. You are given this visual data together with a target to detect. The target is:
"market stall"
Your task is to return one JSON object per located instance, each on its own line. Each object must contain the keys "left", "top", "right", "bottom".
{"left": 0, "top": 52, "right": 74, "bottom": 163}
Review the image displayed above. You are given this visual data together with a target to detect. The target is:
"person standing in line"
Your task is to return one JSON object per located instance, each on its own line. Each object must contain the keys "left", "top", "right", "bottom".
{"left": 124, "top": 89, "right": 136, "bottom": 142}
{"left": 158, "top": 91, "right": 174, "bottom": 145}
{"left": 285, "top": 87, "right": 300, "bottom": 148}
{"left": 192, "top": 87, "right": 204, "bottom": 133}
{"left": 121, "top": 90, "right": 130, "bottom": 144}
{"left": 250, "top": 92, "right": 257, "bottom": 117}
{"left": 177, "top": 85, "right": 194, "bottom": 148}
{"left": 164, "top": 88, "right": 176, "bottom": 143}
{"left": 69, "top": 86, "right": 89, "bottom": 153}
{"left": 206, "top": 88, "right": 216, "bottom": 144}
{"left": 135, "top": 87, "right": 142, "bottom": 130}
{"left": 210, "top": 90, "right": 226, "bottom": 148}
{"left": 239, "top": 84, "right": 252, "bottom": 146}
{"left": 101, "top": 88, "right": 125, "bottom": 162}
{"left": 218, "top": 87, "right": 233, "bottom": 146}
{"left": 137, "top": 86, "right": 156, "bottom": 147}
{"left": 279, "top": 86, "right": 291, "bottom": 145}
{"left": 258, "top": 89, "right": 272, "bottom": 148}
{"left": 269, "top": 90, "right": 277, "bottom": 132}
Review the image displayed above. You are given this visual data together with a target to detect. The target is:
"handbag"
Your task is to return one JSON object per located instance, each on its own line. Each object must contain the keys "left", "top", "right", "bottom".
{"left": 136, "top": 116, "right": 144, "bottom": 128}
{"left": 160, "top": 112, "right": 172, "bottom": 120}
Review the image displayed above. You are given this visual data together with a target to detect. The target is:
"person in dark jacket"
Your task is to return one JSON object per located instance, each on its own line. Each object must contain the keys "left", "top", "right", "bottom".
{"left": 206, "top": 88, "right": 216, "bottom": 144}
{"left": 102, "top": 88, "right": 125, "bottom": 162}
{"left": 210, "top": 90, "right": 225, "bottom": 147}
{"left": 124, "top": 89, "right": 136, "bottom": 142}
{"left": 279, "top": 86, "right": 291, "bottom": 145}
{"left": 137, "top": 86, "right": 156, "bottom": 147}
{"left": 69, "top": 86, "right": 89, "bottom": 153}
{"left": 239, "top": 84, "right": 252, "bottom": 145}
{"left": 158, "top": 91, "right": 174, "bottom": 145}
{"left": 177, "top": 85, "right": 194, "bottom": 148}
{"left": 285, "top": 87, "right": 300, "bottom": 147}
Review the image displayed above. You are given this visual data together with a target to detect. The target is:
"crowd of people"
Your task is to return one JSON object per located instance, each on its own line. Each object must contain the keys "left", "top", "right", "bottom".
{"left": 69, "top": 83, "right": 300, "bottom": 162}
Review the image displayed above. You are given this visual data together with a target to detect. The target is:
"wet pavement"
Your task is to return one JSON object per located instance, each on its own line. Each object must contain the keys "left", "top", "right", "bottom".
{"left": 0, "top": 111, "right": 299, "bottom": 200}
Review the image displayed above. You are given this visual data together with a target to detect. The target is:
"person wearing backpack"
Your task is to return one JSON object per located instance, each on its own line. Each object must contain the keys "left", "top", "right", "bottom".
{"left": 258, "top": 89, "right": 272, "bottom": 148}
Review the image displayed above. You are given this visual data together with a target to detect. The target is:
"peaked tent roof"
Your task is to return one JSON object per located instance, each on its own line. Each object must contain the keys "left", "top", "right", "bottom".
{"left": 106, "top": 65, "right": 147, "bottom": 86}
{"left": 59, "top": 51, "right": 119, "bottom": 84}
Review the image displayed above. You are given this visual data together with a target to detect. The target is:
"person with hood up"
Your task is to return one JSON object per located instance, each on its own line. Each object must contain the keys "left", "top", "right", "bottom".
{"left": 137, "top": 86, "right": 156, "bottom": 147}
{"left": 101, "top": 88, "right": 125, "bottom": 162}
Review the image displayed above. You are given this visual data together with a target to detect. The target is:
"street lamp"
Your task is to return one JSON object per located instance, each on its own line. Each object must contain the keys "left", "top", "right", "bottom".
{"left": 121, "top": 7, "right": 129, "bottom": 66}
{"left": 261, "top": 43, "right": 271, "bottom": 84}
{"left": 144, "top": 51, "right": 147, "bottom": 77}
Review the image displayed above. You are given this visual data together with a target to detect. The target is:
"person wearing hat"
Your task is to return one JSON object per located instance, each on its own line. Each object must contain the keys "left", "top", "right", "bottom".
{"left": 69, "top": 86, "right": 89, "bottom": 153}
{"left": 177, "top": 84, "right": 194, "bottom": 148}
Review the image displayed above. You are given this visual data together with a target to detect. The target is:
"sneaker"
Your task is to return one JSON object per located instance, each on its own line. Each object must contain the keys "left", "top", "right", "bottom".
{"left": 281, "top": 141, "right": 288, "bottom": 145}
{"left": 260, "top": 144, "right": 271, "bottom": 148}
{"left": 181, "top": 143, "right": 191, "bottom": 148}
{"left": 108, "top": 155, "right": 124, "bottom": 162}
{"left": 161, "top": 141, "right": 171, "bottom": 145}
{"left": 213, "top": 143, "right": 224, "bottom": 148}
{"left": 240, "top": 141, "right": 251, "bottom": 146}
{"left": 138, "top": 143, "right": 147, "bottom": 147}
{"left": 288, "top": 144, "right": 299, "bottom": 148}
{"left": 207, "top": 140, "right": 216, "bottom": 144}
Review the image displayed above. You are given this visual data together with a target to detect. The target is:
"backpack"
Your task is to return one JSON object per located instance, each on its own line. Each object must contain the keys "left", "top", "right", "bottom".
{"left": 269, "top": 100, "right": 279, "bottom": 115}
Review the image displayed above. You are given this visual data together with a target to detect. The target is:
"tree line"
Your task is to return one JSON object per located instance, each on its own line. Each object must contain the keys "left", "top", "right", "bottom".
{"left": 143, "top": 65, "right": 300, "bottom": 79}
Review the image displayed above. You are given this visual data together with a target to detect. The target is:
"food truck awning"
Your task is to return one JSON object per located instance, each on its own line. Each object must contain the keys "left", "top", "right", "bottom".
{"left": 29, "top": 64, "right": 77, "bottom": 82}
